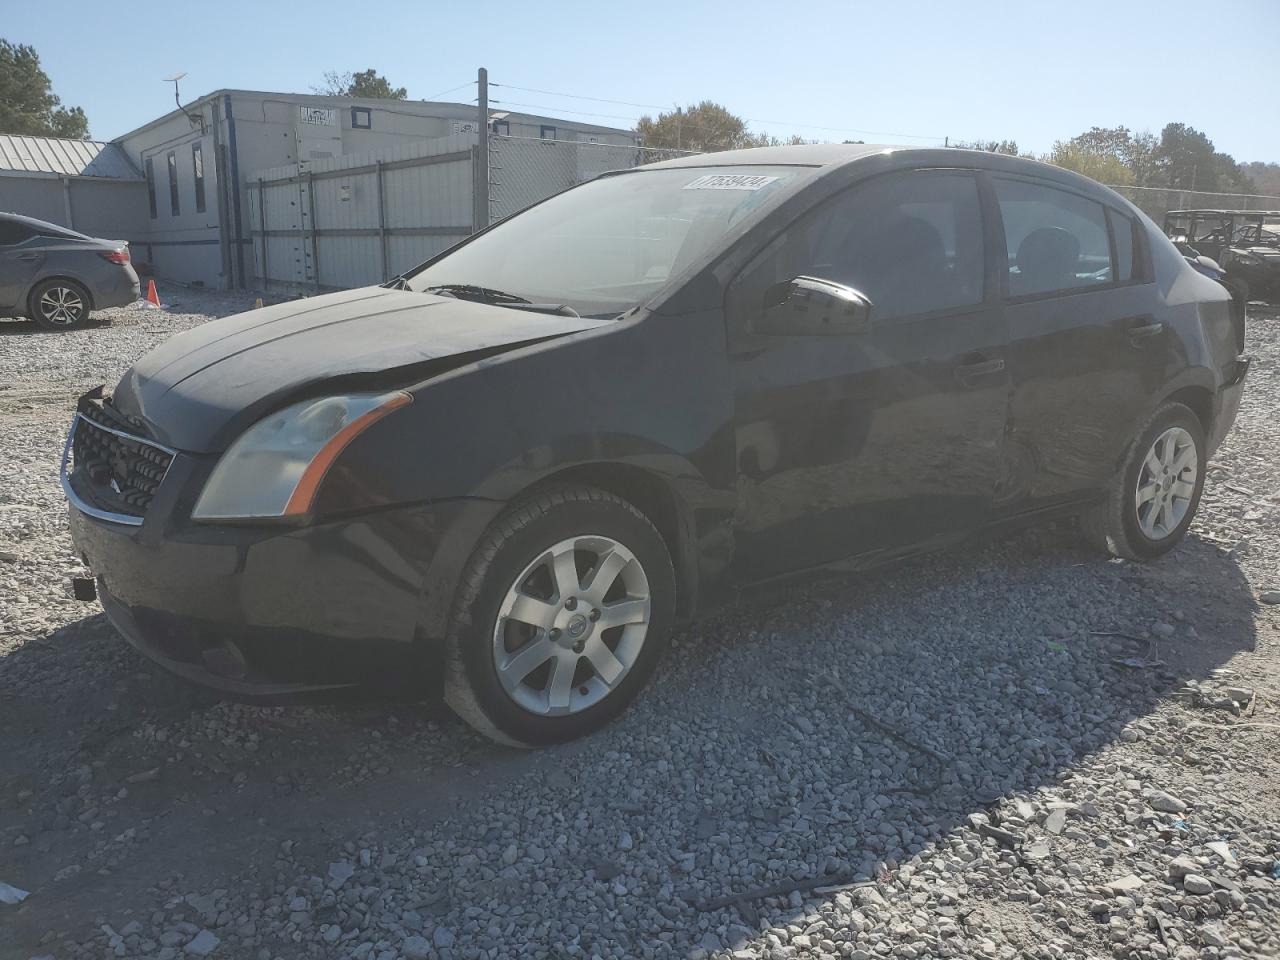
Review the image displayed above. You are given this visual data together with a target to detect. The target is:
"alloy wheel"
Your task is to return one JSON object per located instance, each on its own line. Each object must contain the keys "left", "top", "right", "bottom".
{"left": 38, "top": 286, "right": 85, "bottom": 326}
{"left": 492, "top": 535, "right": 651, "bottom": 716}
{"left": 1135, "top": 426, "right": 1198, "bottom": 541}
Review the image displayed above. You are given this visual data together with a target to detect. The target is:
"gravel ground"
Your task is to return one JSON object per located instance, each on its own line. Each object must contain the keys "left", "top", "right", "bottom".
{"left": 1, "top": 290, "right": 1278, "bottom": 960}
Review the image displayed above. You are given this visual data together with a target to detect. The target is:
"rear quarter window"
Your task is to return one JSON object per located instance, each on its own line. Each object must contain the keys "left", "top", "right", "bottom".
{"left": 1107, "top": 207, "right": 1140, "bottom": 282}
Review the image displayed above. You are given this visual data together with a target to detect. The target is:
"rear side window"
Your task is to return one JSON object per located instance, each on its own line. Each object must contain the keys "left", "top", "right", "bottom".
{"left": 0, "top": 220, "right": 35, "bottom": 245}
{"left": 995, "top": 178, "right": 1113, "bottom": 297}
{"left": 1108, "top": 208, "right": 1138, "bottom": 282}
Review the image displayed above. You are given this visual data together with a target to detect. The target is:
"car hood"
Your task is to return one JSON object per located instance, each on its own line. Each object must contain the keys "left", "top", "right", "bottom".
{"left": 1236, "top": 245, "right": 1280, "bottom": 259}
{"left": 112, "top": 286, "right": 610, "bottom": 452}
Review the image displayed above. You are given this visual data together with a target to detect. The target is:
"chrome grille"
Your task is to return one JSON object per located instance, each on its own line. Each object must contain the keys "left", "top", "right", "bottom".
{"left": 66, "top": 396, "right": 175, "bottom": 521}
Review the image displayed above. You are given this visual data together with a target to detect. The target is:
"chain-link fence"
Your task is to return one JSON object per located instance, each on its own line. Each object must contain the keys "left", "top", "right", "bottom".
{"left": 1106, "top": 185, "right": 1280, "bottom": 224}
{"left": 487, "top": 135, "right": 697, "bottom": 224}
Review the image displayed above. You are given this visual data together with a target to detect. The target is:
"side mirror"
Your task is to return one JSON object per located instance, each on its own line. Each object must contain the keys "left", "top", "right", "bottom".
{"left": 754, "top": 276, "right": 873, "bottom": 336}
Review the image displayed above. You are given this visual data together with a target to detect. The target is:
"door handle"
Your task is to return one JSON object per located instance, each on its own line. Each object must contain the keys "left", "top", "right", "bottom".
{"left": 1123, "top": 316, "right": 1164, "bottom": 345}
{"left": 954, "top": 356, "right": 1005, "bottom": 385}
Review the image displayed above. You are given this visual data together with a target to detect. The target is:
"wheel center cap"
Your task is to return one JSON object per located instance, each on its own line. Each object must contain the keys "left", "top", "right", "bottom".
{"left": 565, "top": 614, "right": 589, "bottom": 641}
{"left": 1163, "top": 475, "right": 1173, "bottom": 491}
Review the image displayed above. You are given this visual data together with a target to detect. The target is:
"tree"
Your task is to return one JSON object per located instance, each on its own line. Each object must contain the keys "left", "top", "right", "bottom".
{"left": 952, "top": 139, "right": 1022, "bottom": 156}
{"left": 636, "top": 102, "right": 759, "bottom": 152}
{"left": 314, "top": 68, "right": 407, "bottom": 100}
{"left": 1047, "top": 142, "right": 1135, "bottom": 185}
{"left": 0, "top": 39, "right": 89, "bottom": 139}
{"left": 1062, "top": 126, "right": 1162, "bottom": 185}
{"left": 1240, "top": 161, "right": 1280, "bottom": 198}
{"left": 1152, "top": 123, "right": 1253, "bottom": 194}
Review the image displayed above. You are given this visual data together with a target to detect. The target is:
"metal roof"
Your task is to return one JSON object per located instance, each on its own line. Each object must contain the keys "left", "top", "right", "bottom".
{"left": 0, "top": 135, "right": 142, "bottom": 180}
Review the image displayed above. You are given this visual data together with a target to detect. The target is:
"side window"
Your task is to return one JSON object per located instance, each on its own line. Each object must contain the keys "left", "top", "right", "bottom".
{"left": 192, "top": 142, "right": 206, "bottom": 214}
{"left": 1107, "top": 207, "right": 1137, "bottom": 282}
{"left": 735, "top": 171, "right": 985, "bottom": 324}
{"left": 995, "top": 178, "right": 1112, "bottom": 297}
{"left": 0, "top": 220, "right": 34, "bottom": 245}
{"left": 167, "top": 151, "right": 180, "bottom": 216}
{"left": 540, "top": 125, "right": 557, "bottom": 140}
{"left": 145, "top": 158, "right": 157, "bottom": 219}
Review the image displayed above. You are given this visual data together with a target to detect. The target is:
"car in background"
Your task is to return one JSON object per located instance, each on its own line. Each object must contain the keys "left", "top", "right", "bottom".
{"left": 1163, "top": 209, "right": 1280, "bottom": 303}
{"left": 65, "top": 146, "right": 1249, "bottom": 746}
{"left": 0, "top": 212, "right": 139, "bottom": 330}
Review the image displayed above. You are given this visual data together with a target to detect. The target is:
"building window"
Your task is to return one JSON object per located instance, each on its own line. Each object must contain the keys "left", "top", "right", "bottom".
{"left": 540, "top": 125, "right": 557, "bottom": 140}
{"left": 492, "top": 119, "right": 510, "bottom": 136}
{"left": 145, "top": 157, "right": 157, "bottom": 219}
{"left": 192, "top": 142, "right": 206, "bottom": 214}
{"left": 167, "top": 151, "right": 180, "bottom": 216}
{"left": 351, "top": 107, "right": 371, "bottom": 129}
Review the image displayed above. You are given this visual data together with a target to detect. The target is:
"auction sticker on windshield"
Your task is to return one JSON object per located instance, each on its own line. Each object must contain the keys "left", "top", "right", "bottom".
{"left": 682, "top": 174, "right": 780, "bottom": 191}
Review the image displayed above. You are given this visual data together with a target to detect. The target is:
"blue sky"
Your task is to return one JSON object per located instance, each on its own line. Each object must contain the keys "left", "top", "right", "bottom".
{"left": 7, "top": 0, "right": 1278, "bottom": 162}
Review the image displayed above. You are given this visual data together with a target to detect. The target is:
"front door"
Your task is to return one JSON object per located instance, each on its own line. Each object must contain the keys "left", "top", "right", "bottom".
{"left": 727, "top": 169, "right": 1010, "bottom": 582}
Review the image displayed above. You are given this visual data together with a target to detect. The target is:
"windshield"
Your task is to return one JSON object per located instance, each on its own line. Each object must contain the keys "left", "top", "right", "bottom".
{"left": 1234, "top": 220, "right": 1280, "bottom": 247}
{"left": 407, "top": 166, "right": 807, "bottom": 317}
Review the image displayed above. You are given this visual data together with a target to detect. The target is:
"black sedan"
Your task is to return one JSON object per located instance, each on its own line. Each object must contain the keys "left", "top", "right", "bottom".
{"left": 63, "top": 145, "right": 1249, "bottom": 745}
{"left": 0, "top": 212, "right": 139, "bottom": 329}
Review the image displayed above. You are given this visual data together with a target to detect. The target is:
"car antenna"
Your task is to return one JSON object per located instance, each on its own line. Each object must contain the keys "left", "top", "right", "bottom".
{"left": 163, "top": 72, "right": 205, "bottom": 135}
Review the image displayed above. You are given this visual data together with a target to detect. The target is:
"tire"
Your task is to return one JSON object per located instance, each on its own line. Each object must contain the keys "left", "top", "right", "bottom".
{"left": 444, "top": 485, "right": 676, "bottom": 746}
{"left": 1080, "top": 402, "right": 1206, "bottom": 561}
{"left": 30, "top": 278, "right": 91, "bottom": 331}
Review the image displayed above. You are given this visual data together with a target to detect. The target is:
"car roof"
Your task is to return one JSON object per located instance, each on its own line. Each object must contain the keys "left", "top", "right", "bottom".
{"left": 0, "top": 210, "right": 93, "bottom": 239}
{"left": 637, "top": 144, "right": 1140, "bottom": 215}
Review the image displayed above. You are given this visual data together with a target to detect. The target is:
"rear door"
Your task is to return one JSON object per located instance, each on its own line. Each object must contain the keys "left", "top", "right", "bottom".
{"left": 0, "top": 219, "right": 43, "bottom": 313}
{"left": 727, "top": 168, "right": 1010, "bottom": 582}
{"left": 992, "top": 176, "right": 1168, "bottom": 512}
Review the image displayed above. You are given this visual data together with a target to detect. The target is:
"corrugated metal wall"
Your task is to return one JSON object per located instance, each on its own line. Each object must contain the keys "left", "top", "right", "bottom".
{"left": 247, "top": 133, "right": 664, "bottom": 292}
{"left": 247, "top": 134, "right": 476, "bottom": 292}
{"left": 488, "top": 137, "right": 650, "bottom": 223}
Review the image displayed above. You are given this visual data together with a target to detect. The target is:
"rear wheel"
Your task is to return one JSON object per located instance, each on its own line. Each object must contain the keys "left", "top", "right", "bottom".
{"left": 444, "top": 485, "right": 675, "bottom": 746}
{"left": 30, "top": 278, "right": 91, "bottom": 331}
{"left": 1081, "top": 402, "right": 1206, "bottom": 561}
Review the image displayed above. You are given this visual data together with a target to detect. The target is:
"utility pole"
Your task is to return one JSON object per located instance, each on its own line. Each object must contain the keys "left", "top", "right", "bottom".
{"left": 475, "top": 66, "right": 490, "bottom": 233}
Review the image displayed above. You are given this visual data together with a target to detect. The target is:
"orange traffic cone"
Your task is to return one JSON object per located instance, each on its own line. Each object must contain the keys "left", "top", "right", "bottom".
{"left": 145, "top": 279, "right": 161, "bottom": 307}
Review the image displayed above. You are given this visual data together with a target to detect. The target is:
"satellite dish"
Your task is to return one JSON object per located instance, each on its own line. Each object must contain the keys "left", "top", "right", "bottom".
{"left": 162, "top": 72, "right": 204, "bottom": 134}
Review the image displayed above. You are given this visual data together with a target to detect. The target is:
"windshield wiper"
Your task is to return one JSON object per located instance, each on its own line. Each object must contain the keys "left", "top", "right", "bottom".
{"left": 424, "top": 283, "right": 579, "bottom": 317}
{"left": 425, "top": 283, "right": 531, "bottom": 304}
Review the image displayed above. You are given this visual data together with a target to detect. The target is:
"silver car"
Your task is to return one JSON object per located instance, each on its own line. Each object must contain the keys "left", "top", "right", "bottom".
{"left": 0, "top": 212, "right": 140, "bottom": 330}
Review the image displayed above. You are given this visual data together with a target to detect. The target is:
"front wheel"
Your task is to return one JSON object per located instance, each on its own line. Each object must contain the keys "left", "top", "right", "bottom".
{"left": 1081, "top": 401, "right": 1206, "bottom": 561}
{"left": 444, "top": 485, "right": 676, "bottom": 746}
{"left": 30, "top": 278, "right": 92, "bottom": 330}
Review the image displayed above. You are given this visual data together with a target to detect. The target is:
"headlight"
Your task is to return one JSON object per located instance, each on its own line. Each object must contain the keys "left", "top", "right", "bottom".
{"left": 192, "top": 391, "right": 412, "bottom": 521}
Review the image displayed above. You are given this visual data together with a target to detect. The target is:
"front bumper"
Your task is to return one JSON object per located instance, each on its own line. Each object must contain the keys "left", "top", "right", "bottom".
{"left": 68, "top": 497, "right": 476, "bottom": 702}
{"left": 1208, "top": 356, "right": 1251, "bottom": 455}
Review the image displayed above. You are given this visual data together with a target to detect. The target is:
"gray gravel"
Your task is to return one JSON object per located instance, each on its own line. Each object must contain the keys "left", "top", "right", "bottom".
{"left": 1, "top": 291, "right": 1278, "bottom": 960}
